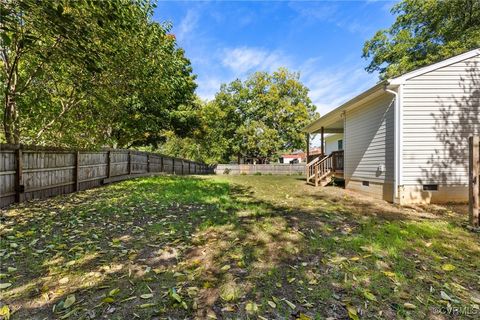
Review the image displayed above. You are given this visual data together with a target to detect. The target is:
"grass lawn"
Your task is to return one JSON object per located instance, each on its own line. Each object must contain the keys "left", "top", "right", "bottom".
{"left": 1, "top": 175, "right": 479, "bottom": 319}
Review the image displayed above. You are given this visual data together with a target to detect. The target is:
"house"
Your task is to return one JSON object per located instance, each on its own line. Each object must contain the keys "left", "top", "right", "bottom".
{"left": 303, "top": 48, "right": 480, "bottom": 204}
{"left": 279, "top": 151, "right": 304, "bottom": 164}
{"left": 280, "top": 147, "right": 323, "bottom": 163}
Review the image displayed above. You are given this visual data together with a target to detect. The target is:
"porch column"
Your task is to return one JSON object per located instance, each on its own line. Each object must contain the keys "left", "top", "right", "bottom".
{"left": 321, "top": 126, "right": 324, "bottom": 156}
{"left": 306, "top": 133, "right": 310, "bottom": 162}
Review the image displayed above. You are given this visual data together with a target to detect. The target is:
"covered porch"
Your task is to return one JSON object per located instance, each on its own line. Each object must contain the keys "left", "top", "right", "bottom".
{"left": 304, "top": 115, "right": 345, "bottom": 186}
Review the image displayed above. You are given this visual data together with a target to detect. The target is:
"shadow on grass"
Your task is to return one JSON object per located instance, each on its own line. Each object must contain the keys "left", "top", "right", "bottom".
{"left": 0, "top": 175, "right": 479, "bottom": 319}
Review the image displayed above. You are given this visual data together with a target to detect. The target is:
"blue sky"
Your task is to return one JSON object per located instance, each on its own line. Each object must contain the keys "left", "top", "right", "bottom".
{"left": 154, "top": 0, "right": 396, "bottom": 116}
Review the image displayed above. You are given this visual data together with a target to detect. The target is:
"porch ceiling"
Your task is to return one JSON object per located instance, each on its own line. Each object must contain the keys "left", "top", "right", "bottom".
{"left": 311, "top": 119, "right": 344, "bottom": 134}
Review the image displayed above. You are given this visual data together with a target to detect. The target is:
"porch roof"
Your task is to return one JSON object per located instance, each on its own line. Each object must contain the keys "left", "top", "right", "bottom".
{"left": 303, "top": 81, "right": 387, "bottom": 134}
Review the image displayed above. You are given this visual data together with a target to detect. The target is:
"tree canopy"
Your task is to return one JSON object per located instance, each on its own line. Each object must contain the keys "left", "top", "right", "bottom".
{"left": 162, "top": 68, "right": 319, "bottom": 164}
{"left": 363, "top": 0, "right": 480, "bottom": 79}
{"left": 1, "top": 0, "right": 197, "bottom": 148}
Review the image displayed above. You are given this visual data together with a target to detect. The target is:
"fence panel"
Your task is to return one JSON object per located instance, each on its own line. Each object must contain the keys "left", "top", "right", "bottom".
{"left": 0, "top": 150, "right": 16, "bottom": 207}
{"left": 469, "top": 136, "right": 480, "bottom": 227}
{"left": 214, "top": 163, "right": 304, "bottom": 175}
{"left": 0, "top": 145, "right": 212, "bottom": 208}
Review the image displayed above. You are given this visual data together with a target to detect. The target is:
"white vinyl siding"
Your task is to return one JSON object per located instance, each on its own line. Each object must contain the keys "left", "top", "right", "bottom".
{"left": 402, "top": 55, "right": 480, "bottom": 187}
{"left": 345, "top": 94, "right": 395, "bottom": 183}
{"left": 325, "top": 134, "right": 344, "bottom": 154}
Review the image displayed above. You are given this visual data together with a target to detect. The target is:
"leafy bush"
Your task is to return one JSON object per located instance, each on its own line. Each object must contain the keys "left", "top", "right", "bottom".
{"left": 223, "top": 168, "right": 231, "bottom": 175}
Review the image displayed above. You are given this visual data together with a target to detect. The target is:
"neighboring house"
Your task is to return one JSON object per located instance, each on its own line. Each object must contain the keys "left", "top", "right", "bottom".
{"left": 280, "top": 153, "right": 303, "bottom": 164}
{"left": 304, "top": 48, "right": 480, "bottom": 204}
{"left": 280, "top": 147, "right": 323, "bottom": 164}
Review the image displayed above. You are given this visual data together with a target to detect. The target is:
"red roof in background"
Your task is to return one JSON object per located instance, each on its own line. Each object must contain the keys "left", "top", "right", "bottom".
{"left": 281, "top": 147, "right": 322, "bottom": 159}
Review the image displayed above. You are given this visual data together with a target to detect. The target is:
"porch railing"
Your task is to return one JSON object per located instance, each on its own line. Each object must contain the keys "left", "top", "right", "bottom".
{"left": 306, "top": 150, "right": 344, "bottom": 186}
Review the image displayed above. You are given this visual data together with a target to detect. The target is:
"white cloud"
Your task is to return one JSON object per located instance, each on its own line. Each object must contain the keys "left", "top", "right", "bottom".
{"left": 176, "top": 9, "right": 200, "bottom": 42}
{"left": 221, "top": 47, "right": 290, "bottom": 75}
{"left": 288, "top": 2, "right": 338, "bottom": 22}
{"left": 300, "top": 63, "right": 378, "bottom": 116}
{"left": 195, "top": 76, "right": 225, "bottom": 101}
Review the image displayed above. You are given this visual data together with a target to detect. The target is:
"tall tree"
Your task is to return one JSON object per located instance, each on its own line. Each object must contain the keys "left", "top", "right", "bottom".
{"left": 1, "top": 0, "right": 197, "bottom": 148}
{"left": 363, "top": 0, "right": 480, "bottom": 79}
{"left": 1, "top": 0, "right": 131, "bottom": 144}
{"left": 162, "top": 68, "right": 318, "bottom": 164}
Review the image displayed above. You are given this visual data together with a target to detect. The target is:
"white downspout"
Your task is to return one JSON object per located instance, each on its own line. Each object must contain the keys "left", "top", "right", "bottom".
{"left": 385, "top": 86, "right": 400, "bottom": 204}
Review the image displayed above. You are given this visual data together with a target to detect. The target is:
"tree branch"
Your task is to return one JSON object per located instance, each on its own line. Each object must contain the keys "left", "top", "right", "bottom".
{"left": 34, "top": 90, "right": 85, "bottom": 141}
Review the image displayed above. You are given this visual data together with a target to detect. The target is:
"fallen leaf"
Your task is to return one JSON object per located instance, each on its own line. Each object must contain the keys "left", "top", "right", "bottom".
{"left": 63, "top": 294, "right": 76, "bottom": 309}
{"left": 0, "top": 283, "right": 12, "bottom": 289}
{"left": 363, "top": 290, "right": 377, "bottom": 302}
{"left": 170, "top": 291, "right": 182, "bottom": 303}
{"left": 102, "top": 297, "right": 115, "bottom": 303}
{"left": 440, "top": 291, "right": 452, "bottom": 301}
{"left": 471, "top": 296, "right": 480, "bottom": 304}
{"left": 220, "top": 265, "right": 231, "bottom": 271}
{"left": 109, "top": 288, "right": 121, "bottom": 297}
{"left": 0, "top": 305, "right": 10, "bottom": 320}
{"left": 347, "top": 305, "right": 359, "bottom": 320}
{"left": 403, "top": 303, "right": 416, "bottom": 309}
{"left": 382, "top": 271, "right": 396, "bottom": 278}
{"left": 284, "top": 299, "right": 296, "bottom": 310}
{"left": 140, "top": 294, "right": 153, "bottom": 299}
{"left": 245, "top": 301, "right": 258, "bottom": 314}
{"left": 267, "top": 300, "right": 276, "bottom": 308}
{"left": 442, "top": 264, "right": 456, "bottom": 271}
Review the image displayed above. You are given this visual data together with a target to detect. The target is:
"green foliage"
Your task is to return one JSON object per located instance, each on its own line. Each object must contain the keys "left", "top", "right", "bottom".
{"left": 162, "top": 68, "right": 318, "bottom": 164}
{"left": 0, "top": 0, "right": 196, "bottom": 148}
{"left": 363, "top": 0, "right": 480, "bottom": 78}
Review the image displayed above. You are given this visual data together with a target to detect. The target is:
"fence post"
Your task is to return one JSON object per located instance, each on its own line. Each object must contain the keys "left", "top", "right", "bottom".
{"left": 74, "top": 151, "right": 80, "bottom": 191}
{"left": 107, "top": 151, "right": 112, "bottom": 179}
{"left": 147, "top": 153, "right": 150, "bottom": 173}
{"left": 128, "top": 151, "right": 132, "bottom": 175}
{"left": 469, "top": 136, "right": 480, "bottom": 227}
{"left": 14, "top": 148, "right": 24, "bottom": 203}
{"left": 172, "top": 158, "right": 175, "bottom": 174}
{"left": 181, "top": 160, "right": 184, "bottom": 175}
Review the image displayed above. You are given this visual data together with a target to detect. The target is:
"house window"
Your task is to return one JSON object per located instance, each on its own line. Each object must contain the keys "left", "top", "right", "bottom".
{"left": 338, "top": 139, "right": 343, "bottom": 150}
{"left": 362, "top": 181, "right": 369, "bottom": 187}
{"left": 423, "top": 184, "right": 438, "bottom": 191}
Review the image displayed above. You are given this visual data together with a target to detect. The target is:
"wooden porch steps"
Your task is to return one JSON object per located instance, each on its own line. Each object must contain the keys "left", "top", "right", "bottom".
{"left": 306, "top": 151, "right": 344, "bottom": 187}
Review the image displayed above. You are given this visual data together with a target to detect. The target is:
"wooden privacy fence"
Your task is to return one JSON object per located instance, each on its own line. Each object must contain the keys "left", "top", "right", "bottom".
{"left": 0, "top": 144, "right": 213, "bottom": 208}
{"left": 215, "top": 163, "right": 305, "bottom": 175}
{"left": 469, "top": 136, "right": 480, "bottom": 227}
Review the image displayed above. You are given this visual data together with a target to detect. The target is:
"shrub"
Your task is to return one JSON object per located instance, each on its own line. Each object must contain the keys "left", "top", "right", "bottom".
{"left": 223, "top": 168, "right": 231, "bottom": 175}
{"left": 254, "top": 172, "right": 262, "bottom": 176}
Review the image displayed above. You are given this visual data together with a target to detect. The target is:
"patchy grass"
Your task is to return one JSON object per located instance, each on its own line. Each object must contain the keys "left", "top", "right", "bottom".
{"left": 1, "top": 175, "right": 479, "bottom": 319}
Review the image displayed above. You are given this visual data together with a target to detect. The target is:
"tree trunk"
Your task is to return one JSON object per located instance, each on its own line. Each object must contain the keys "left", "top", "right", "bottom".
{"left": 3, "top": 88, "right": 19, "bottom": 144}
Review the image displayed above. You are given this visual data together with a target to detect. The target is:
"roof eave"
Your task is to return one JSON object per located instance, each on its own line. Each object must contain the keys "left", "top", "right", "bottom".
{"left": 303, "top": 81, "right": 388, "bottom": 133}
{"left": 388, "top": 48, "right": 480, "bottom": 85}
